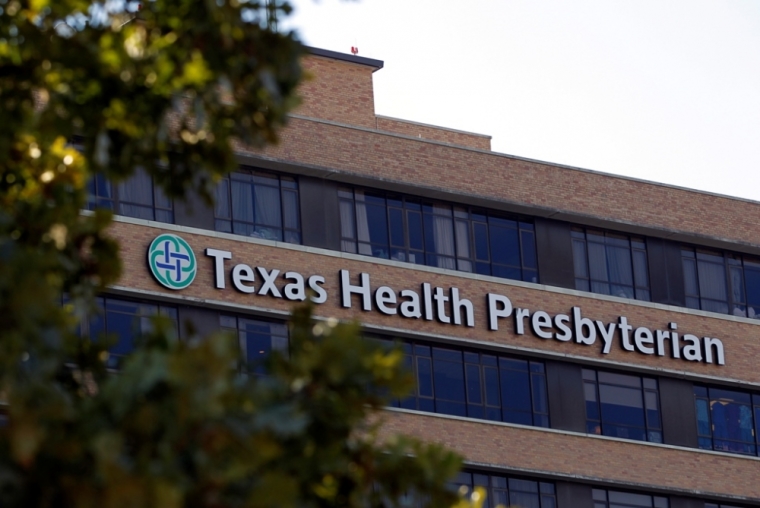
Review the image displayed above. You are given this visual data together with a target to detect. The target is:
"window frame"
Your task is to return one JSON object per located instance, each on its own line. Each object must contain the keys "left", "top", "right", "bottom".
{"left": 572, "top": 228, "right": 651, "bottom": 301}
{"left": 592, "top": 488, "right": 669, "bottom": 508}
{"left": 376, "top": 336, "right": 550, "bottom": 428}
{"left": 451, "top": 471, "right": 557, "bottom": 508}
{"left": 220, "top": 314, "right": 289, "bottom": 375}
{"left": 339, "top": 186, "right": 538, "bottom": 284}
{"left": 682, "top": 246, "right": 760, "bottom": 319}
{"left": 694, "top": 384, "right": 760, "bottom": 456}
{"left": 87, "top": 169, "right": 174, "bottom": 224}
{"left": 74, "top": 295, "right": 178, "bottom": 369}
{"left": 583, "top": 368, "right": 663, "bottom": 444}
{"left": 214, "top": 167, "right": 301, "bottom": 244}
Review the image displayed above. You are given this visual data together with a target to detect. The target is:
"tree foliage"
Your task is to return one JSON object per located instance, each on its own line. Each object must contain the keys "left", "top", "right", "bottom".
{"left": 0, "top": 1, "right": 489, "bottom": 507}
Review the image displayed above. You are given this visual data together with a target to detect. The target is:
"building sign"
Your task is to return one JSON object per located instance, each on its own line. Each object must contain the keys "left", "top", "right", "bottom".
{"left": 147, "top": 235, "right": 727, "bottom": 366}
{"left": 147, "top": 234, "right": 197, "bottom": 290}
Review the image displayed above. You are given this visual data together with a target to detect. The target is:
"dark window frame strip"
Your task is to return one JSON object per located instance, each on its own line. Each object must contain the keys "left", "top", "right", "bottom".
{"left": 214, "top": 167, "right": 301, "bottom": 244}
{"left": 339, "top": 186, "right": 538, "bottom": 284}
{"left": 87, "top": 168, "right": 174, "bottom": 224}
{"left": 583, "top": 368, "right": 663, "bottom": 444}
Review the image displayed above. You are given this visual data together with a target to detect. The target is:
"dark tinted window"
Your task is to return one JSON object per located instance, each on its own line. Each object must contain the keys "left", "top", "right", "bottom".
{"left": 340, "top": 187, "right": 537, "bottom": 283}
{"left": 379, "top": 337, "right": 549, "bottom": 427}
{"left": 572, "top": 229, "right": 650, "bottom": 301}
{"left": 215, "top": 169, "right": 300, "bottom": 244}
{"left": 220, "top": 315, "right": 289, "bottom": 375}
{"left": 88, "top": 168, "right": 173, "bottom": 223}
{"left": 694, "top": 385, "right": 760, "bottom": 456}
{"left": 583, "top": 369, "right": 662, "bottom": 443}
{"left": 592, "top": 488, "right": 668, "bottom": 508}
{"left": 451, "top": 471, "right": 556, "bottom": 508}
{"left": 682, "top": 247, "right": 760, "bottom": 319}
{"left": 77, "top": 296, "right": 178, "bottom": 368}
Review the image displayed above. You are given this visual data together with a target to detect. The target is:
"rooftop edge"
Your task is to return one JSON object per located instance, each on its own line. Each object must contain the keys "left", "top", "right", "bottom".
{"left": 305, "top": 46, "right": 384, "bottom": 71}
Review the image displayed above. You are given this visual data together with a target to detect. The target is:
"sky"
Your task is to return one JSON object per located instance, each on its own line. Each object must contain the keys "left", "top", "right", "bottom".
{"left": 283, "top": 0, "right": 760, "bottom": 202}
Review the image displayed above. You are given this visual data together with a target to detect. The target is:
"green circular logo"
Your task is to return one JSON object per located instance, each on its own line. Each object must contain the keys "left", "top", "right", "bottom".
{"left": 148, "top": 234, "right": 197, "bottom": 290}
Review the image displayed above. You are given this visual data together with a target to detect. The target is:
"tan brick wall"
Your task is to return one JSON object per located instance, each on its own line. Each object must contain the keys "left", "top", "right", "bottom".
{"left": 295, "top": 56, "right": 378, "bottom": 129}
{"left": 378, "top": 410, "right": 760, "bottom": 501}
{"left": 244, "top": 117, "right": 760, "bottom": 250}
{"left": 119, "top": 221, "right": 760, "bottom": 500}
{"left": 376, "top": 116, "right": 491, "bottom": 151}
{"left": 117, "top": 222, "right": 760, "bottom": 385}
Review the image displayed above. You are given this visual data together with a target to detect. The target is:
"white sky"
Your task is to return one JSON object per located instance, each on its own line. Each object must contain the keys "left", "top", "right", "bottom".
{"left": 284, "top": 0, "right": 760, "bottom": 202}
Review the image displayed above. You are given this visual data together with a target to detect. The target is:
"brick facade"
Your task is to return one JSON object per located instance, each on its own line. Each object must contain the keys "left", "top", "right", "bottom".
{"left": 115, "top": 49, "right": 760, "bottom": 505}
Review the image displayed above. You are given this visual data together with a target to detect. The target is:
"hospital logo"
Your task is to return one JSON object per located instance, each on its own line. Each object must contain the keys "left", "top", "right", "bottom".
{"left": 148, "top": 234, "right": 197, "bottom": 290}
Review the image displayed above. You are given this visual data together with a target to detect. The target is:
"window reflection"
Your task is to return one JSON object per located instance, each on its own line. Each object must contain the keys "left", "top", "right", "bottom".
{"left": 592, "top": 488, "right": 668, "bottom": 508}
{"left": 583, "top": 369, "right": 662, "bottom": 443}
{"left": 75, "top": 296, "right": 178, "bottom": 369}
{"left": 694, "top": 385, "right": 759, "bottom": 456}
{"left": 378, "top": 337, "right": 549, "bottom": 428}
{"left": 215, "top": 169, "right": 301, "bottom": 244}
{"left": 682, "top": 247, "right": 760, "bottom": 319}
{"left": 87, "top": 168, "right": 174, "bottom": 223}
{"left": 220, "top": 315, "right": 289, "bottom": 375}
{"left": 339, "top": 187, "right": 537, "bottom": 284}
{"left": 451, "top": 471, "right": 556, "bottom": 508}
{"left": 572, "top": 229, "right": 650, "bottom": 301}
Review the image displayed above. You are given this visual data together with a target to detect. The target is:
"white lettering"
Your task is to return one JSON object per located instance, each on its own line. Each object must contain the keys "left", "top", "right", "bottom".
{"left": 340, "top": 270, "right": 371, "bottom": 311}
{"left": 283, "top": 272, "right": 306, "bottom": 301}
{"left": 308, "top": 275, "right": 327, "bottom": 304}
{"left": 451, "top": 288, "right": 474, "bottom": 327}
{"left": 257, "top": 267, "right": 282, "bottom": 298}
{"left": 205, "top": 248, "right": 231, "bottom": 289}
{"left": 400, "top": 289, "right": 422, "bottom": 318}
{"left": 231, "top": 263, "right": 256, "bottom": 294}
{"left": 634, "top": 327, "right": 655, "bottom": 355}
{"left": 375, "top": 286, "right": 397, "bottom": 315}
{"left": 530, "top": 311, "right": 553, "bottom": 339}
{"left": 487, "top": 293, "right": 513, "bottom": 331}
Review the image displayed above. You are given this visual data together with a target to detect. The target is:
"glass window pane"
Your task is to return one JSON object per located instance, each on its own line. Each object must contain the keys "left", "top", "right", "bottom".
{"left": 588, "top": 242, "right": 609, "bottom": 282}
{"left": 697, "top": 260, "right": 727, "bottom": 301}
{"left": 282, "top": 190, "right": 300, "bottom": 230}
{"left": 339, "top": 200, "right": 355, "bottom": 240}
{"left": 389, "top": 208, "right": 405, "bottom": 247}
{"left": 253, "top": 185, "right": 282, "bottom": 227}
{"left": 521, "top": 230, "right": 537, "bottom": 270}
{"left": 118, "top": 168, "right": 153, "bottom": 206}
{"left": 490, "top": 226, "right": 520, "bottom": 267}
{"left": 473, "top": 222, "right": 490, "bottom": 261}
{"left": 231, "top": 180, "right": 254, "bottom": 223}
{"left": 407, "top": 210, "right": 424, "bottom": 250}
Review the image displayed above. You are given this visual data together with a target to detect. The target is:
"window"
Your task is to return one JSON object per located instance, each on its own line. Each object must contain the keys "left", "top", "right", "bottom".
{"left": 378, "top": 337, "right": 549, "bottom": 427}
{"left": 592, "top": 488, "right": 668, "bottom": 508}
{"left": 77, "top": 296, "right": 178, "bottom": 369}
{"left": 220, "top": 315, "right": 288, "bottom": 375}
{"left": 572, "top": 229, "right": 650, "bottom": 301}
{"left": 451, "top": 471, "right": 556, "bottom": 508}
{"left": 682, "top": 247, "right": 760, "bottom": 319}
{"left": 694, "top": 385, "right": 760, "bottom": 456}
{"left": 87, "top": 168, "right": 174, "bottom": 223}
{"left": 583, "top": 369, "right": 662, "bottom": 443}
{"left": 339, "top": 187, "right": 538, "bottom": 283}
{"left": 215, "top": 169, "right": 301, "bottom": 244}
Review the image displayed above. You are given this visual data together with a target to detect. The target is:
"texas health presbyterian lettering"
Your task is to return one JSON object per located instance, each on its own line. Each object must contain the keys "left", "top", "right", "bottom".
{"left": 144, "top": 235, "right": 728, "bottom": 366}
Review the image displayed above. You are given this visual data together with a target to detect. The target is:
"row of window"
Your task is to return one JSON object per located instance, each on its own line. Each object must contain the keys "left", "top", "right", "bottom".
{"left": 73, "top": 295, "right": 760, "bottom": 462}
{"left": 338, "top": 188, "right": 539, "bottom": 282}
{"left": 93, "top": 167, "right": 760, "bottom": 321}
{"left": 372, "top": 336, "right": 549, "bottom": 427}
{"left": 451, "top": 471, "right": 556, "bottom": 508}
